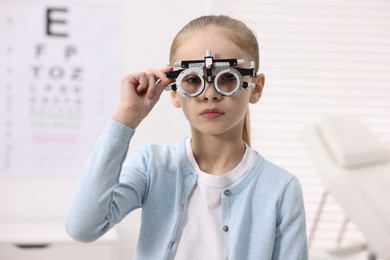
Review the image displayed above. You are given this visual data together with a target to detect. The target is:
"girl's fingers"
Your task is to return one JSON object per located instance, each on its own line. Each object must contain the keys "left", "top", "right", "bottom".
{"left": 146, "top": 72, "right": 158, "bottom": 98}
{"left": 135, "top": 73, "right": 149, "bottom": 96}
{"left": 146, "top": 67, "right": 174, "bottom": 99}
{"left": 160, "top": 65, "right": 174, "bottom": 74}
{"left": 114, "top": 67, "right": 175, "bottom": 128}
{"left": 121, "top": 67, "right": 174, "bottom": 101}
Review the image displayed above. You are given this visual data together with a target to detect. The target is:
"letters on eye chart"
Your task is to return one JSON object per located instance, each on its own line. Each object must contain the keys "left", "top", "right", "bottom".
{"left": 0, "top": 2, "right": 121, "bottom": 176}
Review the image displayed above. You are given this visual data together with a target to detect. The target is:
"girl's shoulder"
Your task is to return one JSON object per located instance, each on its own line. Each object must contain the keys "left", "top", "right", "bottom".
{"left": 132, "top": 138, "right": 186, "bottom": 157}
{"left": 127, "top": 138, "right": 188, "bottom": 170}
{"left": 250, "top": 151, "right": 299, "bottom": 187}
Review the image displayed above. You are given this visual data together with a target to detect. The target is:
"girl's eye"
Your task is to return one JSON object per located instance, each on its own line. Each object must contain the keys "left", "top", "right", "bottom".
{"left": 186, "top": 76, "right": 202, "bottom": 84}
{"left": 221, "top": 73, "right": 236, "bottom": 81}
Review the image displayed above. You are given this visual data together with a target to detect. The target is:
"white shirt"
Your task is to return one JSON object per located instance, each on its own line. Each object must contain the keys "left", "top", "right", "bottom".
{"left": 174, "top": 138, "right": 256, "bottom": 260}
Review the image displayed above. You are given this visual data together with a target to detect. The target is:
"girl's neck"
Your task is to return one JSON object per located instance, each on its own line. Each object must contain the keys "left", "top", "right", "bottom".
{"left": 190, "top": 134, "right": 246, "bottom": 176}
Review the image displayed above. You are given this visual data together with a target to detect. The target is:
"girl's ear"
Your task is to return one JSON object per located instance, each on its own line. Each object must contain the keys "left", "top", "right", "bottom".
{"left": 170, "top": 91, "right": 182, "bottom": 108}
{"left": 249, "top": 73, "right": 265, "bottom": 104}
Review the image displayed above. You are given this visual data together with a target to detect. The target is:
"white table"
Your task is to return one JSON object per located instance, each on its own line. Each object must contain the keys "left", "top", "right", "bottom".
{"left": 304, "top": 124, "right": 390, "bottom": 260}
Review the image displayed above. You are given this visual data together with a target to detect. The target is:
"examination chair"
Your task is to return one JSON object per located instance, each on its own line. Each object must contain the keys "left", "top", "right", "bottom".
{"left": 303, "top": 114, "right": 390, "bottom": 260}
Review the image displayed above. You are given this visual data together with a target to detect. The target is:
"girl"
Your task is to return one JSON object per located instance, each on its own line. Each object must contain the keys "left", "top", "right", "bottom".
{"left": 66, "top": 15, "right": 308, "bottom": 260}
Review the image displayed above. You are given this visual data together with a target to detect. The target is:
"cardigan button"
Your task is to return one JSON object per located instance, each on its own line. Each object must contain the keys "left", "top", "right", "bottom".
{"left": 224, "top": 189, "right": 231, "bottom": 196}
{"left": 223, "top": 225, "right": 229, "bottom": 232}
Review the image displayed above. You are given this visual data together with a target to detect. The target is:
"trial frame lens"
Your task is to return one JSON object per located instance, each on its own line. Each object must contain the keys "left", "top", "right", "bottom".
{"left": 176, "top": 67, "right": 205, "bottom": 98}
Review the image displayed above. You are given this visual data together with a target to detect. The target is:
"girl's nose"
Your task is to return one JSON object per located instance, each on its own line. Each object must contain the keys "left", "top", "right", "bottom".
{"left": 201, "top": 82, "right": 222, "bottom": 101}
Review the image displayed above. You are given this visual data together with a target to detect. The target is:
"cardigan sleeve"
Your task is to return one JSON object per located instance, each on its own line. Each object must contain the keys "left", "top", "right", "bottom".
{"left": 65, "top": 119, "right": 146, "bottom": 242}
{"left": 272, "top": 177, "right": 308, "bottom": 260}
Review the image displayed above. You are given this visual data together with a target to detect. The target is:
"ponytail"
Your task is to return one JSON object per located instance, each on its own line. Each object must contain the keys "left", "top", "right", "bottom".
{"left": 242, "top": 109, "right": 251, "bottom": 146}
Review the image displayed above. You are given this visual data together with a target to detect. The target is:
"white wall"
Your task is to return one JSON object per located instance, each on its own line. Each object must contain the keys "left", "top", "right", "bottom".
{"left": 0, "top": 0, "right": 206, "bottom": 259}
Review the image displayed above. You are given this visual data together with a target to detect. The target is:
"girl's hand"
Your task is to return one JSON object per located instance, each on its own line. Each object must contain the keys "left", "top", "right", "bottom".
{"left": 112, "top": 66, "right": 174, "bottom": 129}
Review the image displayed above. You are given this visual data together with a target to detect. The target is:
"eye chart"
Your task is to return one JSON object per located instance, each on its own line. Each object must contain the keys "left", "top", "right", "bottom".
{"left": 0, "top": 2, "right": 121, "bottom": 176}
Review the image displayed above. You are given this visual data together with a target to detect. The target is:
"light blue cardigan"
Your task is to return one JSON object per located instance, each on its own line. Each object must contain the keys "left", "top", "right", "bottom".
{"left": 65, "top": 120, "right": 308, "bottom": 260}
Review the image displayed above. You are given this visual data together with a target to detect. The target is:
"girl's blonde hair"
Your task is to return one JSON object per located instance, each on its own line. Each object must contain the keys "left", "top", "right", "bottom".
{"left": 169, "top": 15, "right": 259, "bottom": 146}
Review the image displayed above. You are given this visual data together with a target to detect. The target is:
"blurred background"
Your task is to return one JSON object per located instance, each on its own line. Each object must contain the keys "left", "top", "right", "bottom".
{"left": 1, "top": 0, "right": 389, "bottom": 259}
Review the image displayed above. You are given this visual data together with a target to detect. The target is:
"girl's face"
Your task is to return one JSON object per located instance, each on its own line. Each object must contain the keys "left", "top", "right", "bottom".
{"left": 170, "top": 27, "right": 264, "bottom": 139}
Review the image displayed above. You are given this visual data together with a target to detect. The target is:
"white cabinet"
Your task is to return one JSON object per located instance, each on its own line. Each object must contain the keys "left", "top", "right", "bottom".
{"left": 0, "top": 221, "right": 119, "bottom": 260}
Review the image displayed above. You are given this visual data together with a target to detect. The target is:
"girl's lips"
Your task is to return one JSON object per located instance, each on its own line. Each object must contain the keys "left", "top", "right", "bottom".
{"left": 200, "top": 108, "right": 225, "bottom": 119}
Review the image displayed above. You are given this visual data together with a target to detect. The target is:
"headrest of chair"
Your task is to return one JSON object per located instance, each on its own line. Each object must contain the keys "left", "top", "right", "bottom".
{"left": 317, "top": 114, "right": 389, "bottom": 168}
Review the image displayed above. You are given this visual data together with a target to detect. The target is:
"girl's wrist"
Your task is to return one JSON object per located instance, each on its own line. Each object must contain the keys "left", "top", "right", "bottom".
{"left": 112, "top": 108, "right": 142, "bottom": 129}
